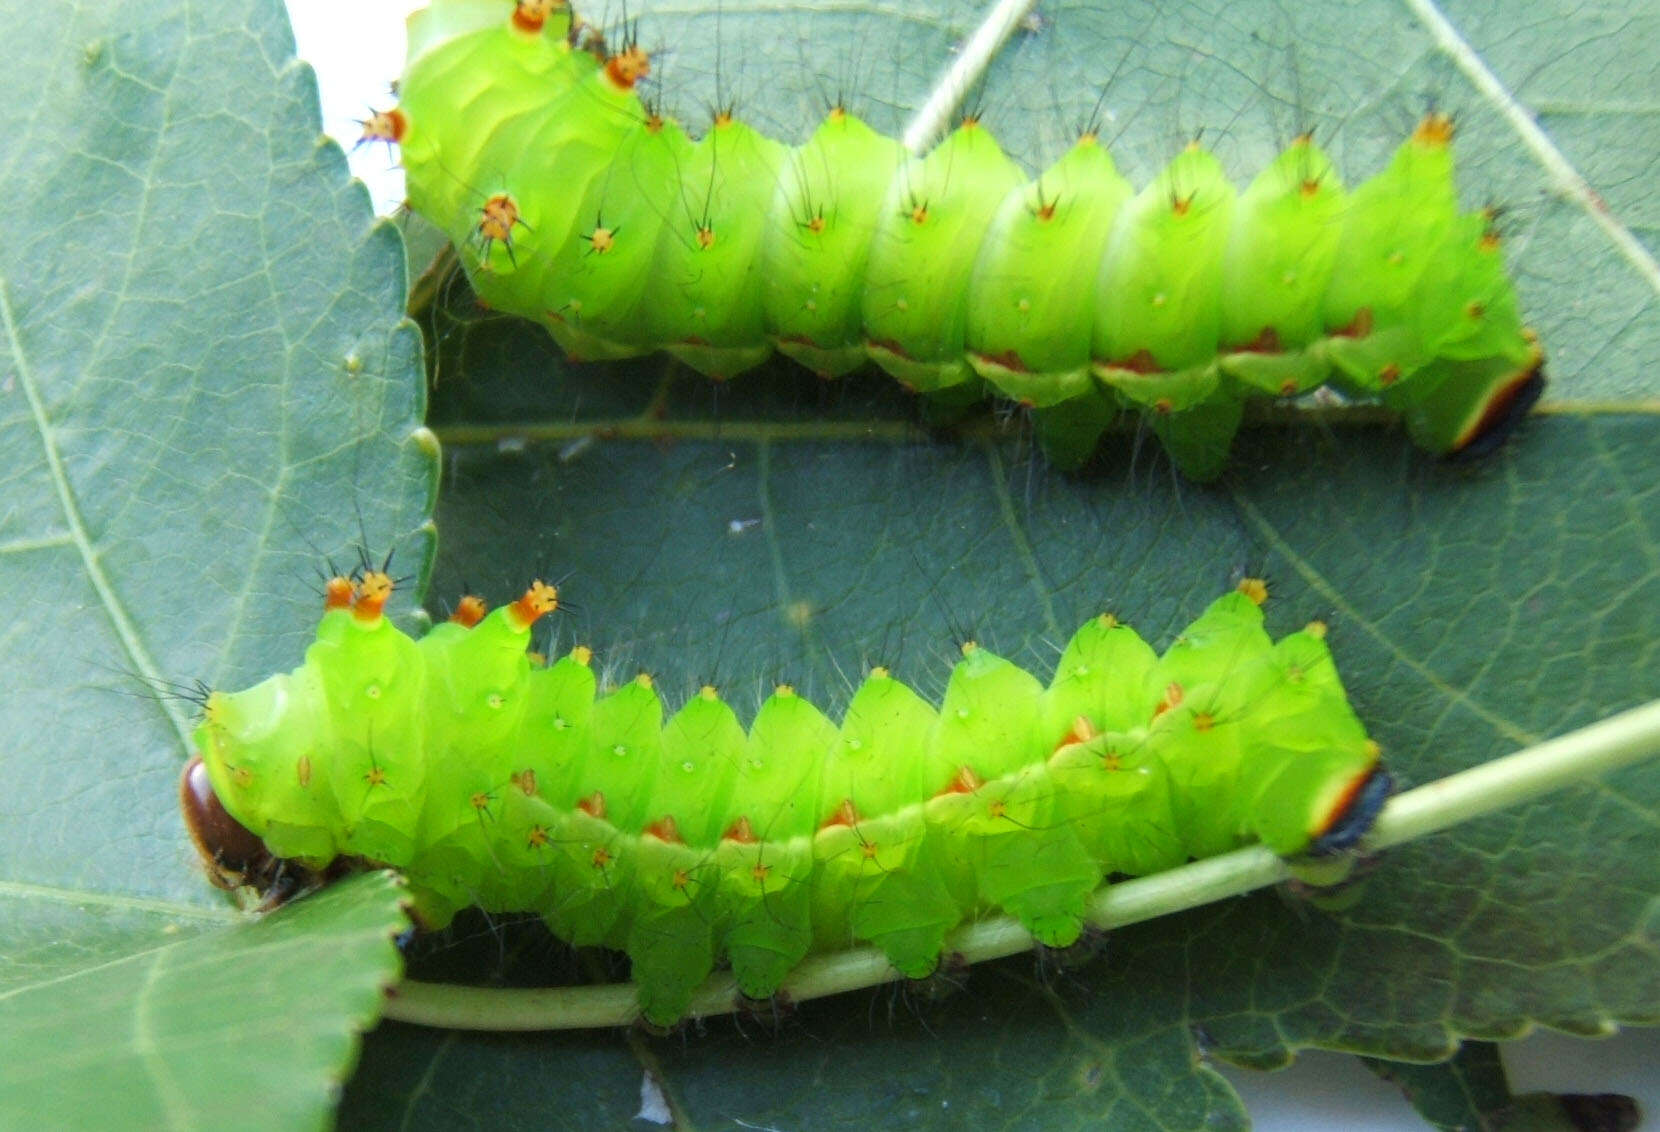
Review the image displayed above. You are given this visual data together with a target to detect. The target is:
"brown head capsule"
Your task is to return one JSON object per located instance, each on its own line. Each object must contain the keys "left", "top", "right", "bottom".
{"left": 179, "top": 755, "right": 277, "bottom": 892}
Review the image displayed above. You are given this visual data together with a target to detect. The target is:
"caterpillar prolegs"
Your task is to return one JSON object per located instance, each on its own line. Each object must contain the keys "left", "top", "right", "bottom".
{"left": 184, "top": 571, "right": 1389, "bottom": 1026}
{"left": 370, "top": 0, "right": 1547, "bottom": 479}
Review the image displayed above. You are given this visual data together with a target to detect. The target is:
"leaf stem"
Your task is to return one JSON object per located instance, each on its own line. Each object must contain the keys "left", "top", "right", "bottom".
{"left": 381, "top": 697, "right": 1660, "bottom": 1032}
{"left": 902, "top": 0, "right": 1040, "bottom": 153}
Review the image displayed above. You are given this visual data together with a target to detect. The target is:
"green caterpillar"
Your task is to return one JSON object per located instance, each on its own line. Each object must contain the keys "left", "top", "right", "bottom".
{"left": 367, "top": 0, "right": 1546, "bottom": 479}
{"left": 183, "top": 570, "right": 1389, "bottom": 1026}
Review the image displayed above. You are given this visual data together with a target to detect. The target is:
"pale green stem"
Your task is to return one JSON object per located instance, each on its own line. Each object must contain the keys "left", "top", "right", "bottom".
{"left": 381, "top": 697, "right": 1660, "bottom": 1032}
{"left": 901, "top": 0, "right": 1041, "bottom": 153}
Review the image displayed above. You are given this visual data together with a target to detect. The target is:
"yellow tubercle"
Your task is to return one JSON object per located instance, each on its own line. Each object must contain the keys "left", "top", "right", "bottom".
{"left": 1412, "top": 112, "right": 1455, "bottom": 147}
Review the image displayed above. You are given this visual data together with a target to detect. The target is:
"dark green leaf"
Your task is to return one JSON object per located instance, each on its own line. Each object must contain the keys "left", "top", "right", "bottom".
{"left": 0, "top": 874, "right": 409, "bottom": 1131}
{"left": 0, "top": 0, "right": 434, "bottom": 1126}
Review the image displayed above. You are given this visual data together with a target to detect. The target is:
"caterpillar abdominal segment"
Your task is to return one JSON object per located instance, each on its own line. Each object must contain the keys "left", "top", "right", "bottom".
{"left": 385, "top": 0, "right": 1546, "bottom": 479}
{"left": 188, "top": 570, "right": 1388, "bottom": 1026}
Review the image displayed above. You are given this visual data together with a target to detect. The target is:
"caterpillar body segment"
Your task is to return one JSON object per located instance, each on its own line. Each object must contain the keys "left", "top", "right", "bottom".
{"left": 966, "top": 135, "right": 1133, "bottom": 409}
{"left": 762, "top": 109, "right": 907, "bottom": 378}
{"left": 645, "top": 118, "right": 790, "bottom": 379}
{"left": 861, "top": 119, "right": 1027, "bottom": 396}
{"left": 189, "top": 577, "right": 1386, "bottom": 1026}
{"left": 383, "top": 1, "right": 1545, "bottom": 479}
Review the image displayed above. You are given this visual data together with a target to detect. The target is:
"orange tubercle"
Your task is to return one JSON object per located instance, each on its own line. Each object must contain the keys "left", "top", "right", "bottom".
{"left": 604, "top": 45, "right": 650, "bottom": 90}
{"left": 450, "top": 594, "right": 487, "bottom": 628}
{"left": 478, "top": 194, "right": 520, "bottom": 246}
{"left": 353, "top": 570, "right": 394, "bottom": 622}
{"left": 506, "top": 580, "right": 559, "bottom": 631}
{"left": 1412, "top": 111, "right": 1455, "bottom": 147}
{"left": 323, "top": 575, "right": 356, "bottom": 612}
{"left": 512, "top": 0, "right": 562, "bottom": 34}
{"left": 358, "top": 107, "right": 406, "bottom": 146}
{"left": 1236, "top": 577, "right": 1269, "bottom": 606}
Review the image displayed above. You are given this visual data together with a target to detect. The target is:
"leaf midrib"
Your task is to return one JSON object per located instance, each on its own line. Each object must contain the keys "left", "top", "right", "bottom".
{"left": 0, "top": 280, "right": 193, "bottom": 752}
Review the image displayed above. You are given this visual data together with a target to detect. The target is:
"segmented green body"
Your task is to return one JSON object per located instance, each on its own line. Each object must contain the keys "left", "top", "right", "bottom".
{"left": 383, "top": 0, "right": 1544, "bottom": 479}
{"left": 195, "top": 580, "right": 1381, "bottom": 1025}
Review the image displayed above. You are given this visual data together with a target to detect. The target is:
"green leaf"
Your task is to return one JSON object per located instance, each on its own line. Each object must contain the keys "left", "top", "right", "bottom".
{"left": 0, "top": 873, "right": 409, "bottom": 1132}
{"left": 0, "top": 0, "right": 434, "bottom": 1125}
{"left": 4, "top": 0, "right": 1656, "bottom": 1130}
{"left": 1362, "top": 1042, "right": 1640, "bottom": 1132}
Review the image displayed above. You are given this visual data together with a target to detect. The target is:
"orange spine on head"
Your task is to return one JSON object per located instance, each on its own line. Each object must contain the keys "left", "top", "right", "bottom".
{"left": 512, "top": 0, "right": 563, "bottom": 35}
{"left": 506, "top": 580, "right": 559, "bottom": 632}
{"left": 604, "top": 45, "right": 650, "bottom": 91}
{"left": 357, "top": 108, "right": 407, "bottom": 146}
{"left": 323, "top": 575, "right": 357, "bottom": 613}
{"left": 353, "top": 571, "right": 394, "bottom": 623}
{"left": 479, "top": 194, "right": 521, "bottom": 246}
{"left": 1412, "top": 111, "right": 1455, "bottom": 148}
{"left": 450, "top": 594, "right": 488, "bottom": 628}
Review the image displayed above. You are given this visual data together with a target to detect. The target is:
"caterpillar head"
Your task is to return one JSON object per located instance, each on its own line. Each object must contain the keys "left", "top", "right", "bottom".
{"left": 179, "top": 753, "right": 299, "bottom": 902}
{"left": 178, "top": 569, "right": 374, "bottom": 905}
